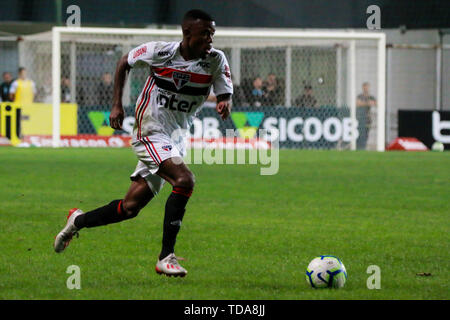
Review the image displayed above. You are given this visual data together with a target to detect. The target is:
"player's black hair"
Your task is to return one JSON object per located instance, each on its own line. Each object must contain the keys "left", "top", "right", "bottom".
{"left": 183, "top": 9, "right": 214, "bottom": 23}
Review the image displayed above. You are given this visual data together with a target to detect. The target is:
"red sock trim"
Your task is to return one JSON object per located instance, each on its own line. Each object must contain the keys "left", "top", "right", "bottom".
{"left": 172, "top": 187, "right": 193, "bottom": 198}
{"left": 117, "top": 200, "right": 123, "bottom": 215}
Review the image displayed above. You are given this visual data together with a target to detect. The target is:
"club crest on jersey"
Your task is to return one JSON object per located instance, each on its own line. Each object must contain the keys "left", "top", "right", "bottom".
{"left": 162, "top": 144, "right": 173, "bottom": 151}
{"left": 172, "top": 71, "right": 191, "bottom": 90}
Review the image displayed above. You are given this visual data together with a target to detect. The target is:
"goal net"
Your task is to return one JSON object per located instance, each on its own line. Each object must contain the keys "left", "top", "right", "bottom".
{"left": 18, "top": 27, "right": 385, "bottom": 150}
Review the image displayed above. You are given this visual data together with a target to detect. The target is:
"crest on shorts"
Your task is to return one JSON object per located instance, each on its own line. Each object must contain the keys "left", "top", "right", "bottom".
{"left": 172, "top": 71, "right": 190, "bottom": 90}
{"left": 162, "top": 144, "right": 173, "bottom": 151}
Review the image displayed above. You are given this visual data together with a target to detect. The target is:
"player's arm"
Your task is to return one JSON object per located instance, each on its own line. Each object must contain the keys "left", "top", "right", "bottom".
{"left": 213, "top": 51, "right": 233, "bottom": 120}
{"left": 110, "top": 54, "right": 131, "bottom": 130}
{"left": 356, "top": 97, "right": 364, "bottom": 107}
{"left": 9, "top": 80, "right": 17, "bottom": 101}
{"left": 216, "top": 93, "right": 232, "bottom": 120}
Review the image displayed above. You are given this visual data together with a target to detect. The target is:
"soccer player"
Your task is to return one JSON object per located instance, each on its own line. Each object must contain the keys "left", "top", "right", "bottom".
{"left": 54, "top": 9, "right": 233, "bottom": 277}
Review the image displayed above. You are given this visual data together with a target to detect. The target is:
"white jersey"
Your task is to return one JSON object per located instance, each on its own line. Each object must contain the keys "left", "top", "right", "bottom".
{"left": 128, "top": 41, "right": 233, "bottom": 141}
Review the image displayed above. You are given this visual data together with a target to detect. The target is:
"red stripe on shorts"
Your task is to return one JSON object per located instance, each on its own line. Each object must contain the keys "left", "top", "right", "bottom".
{"left": 141, "top": 138, "right": 159, "bottom": 165}
{"left": 145, "top": 136, "right": 162, "bottom": 163}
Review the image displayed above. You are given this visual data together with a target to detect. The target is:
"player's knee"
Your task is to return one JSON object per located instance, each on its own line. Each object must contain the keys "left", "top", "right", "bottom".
{"left": 175, "top": 172, "right": 195, "bottom": 190}
{"left": 122, "top": 200, "right": 141, "bottom": 219}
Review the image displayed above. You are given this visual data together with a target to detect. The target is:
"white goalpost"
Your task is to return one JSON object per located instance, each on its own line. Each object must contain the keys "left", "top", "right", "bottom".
{"left": 42, "top": 27, "right": 386, "bottom": 150}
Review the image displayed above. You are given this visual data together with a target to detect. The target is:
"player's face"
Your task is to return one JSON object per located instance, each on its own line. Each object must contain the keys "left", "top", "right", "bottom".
{"left": 187, "top": 20, "right": 215, "bottom": 58}
{"left": 363, "top": 84, "right": 369, "bottom": 93}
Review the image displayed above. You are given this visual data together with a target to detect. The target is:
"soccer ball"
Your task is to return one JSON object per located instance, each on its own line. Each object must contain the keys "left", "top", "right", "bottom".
{"left": 431, "top": 141, "right": 444, "bottom": 152}
{"left": 306, "top": 255, "right": 347, "bottom": 288}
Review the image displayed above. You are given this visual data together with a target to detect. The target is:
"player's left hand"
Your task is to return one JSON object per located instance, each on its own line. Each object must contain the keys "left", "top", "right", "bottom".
{"left": 216, "top": 100, "right": 231, "bottom": 120}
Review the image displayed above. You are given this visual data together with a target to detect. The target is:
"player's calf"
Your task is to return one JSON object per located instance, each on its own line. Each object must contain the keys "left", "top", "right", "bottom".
{"left": 155, "top": 160, "right": 196, "bottom": 260}
{"left": 73, "top": 178, "right": 154, "bottom": 229}
{"left": 73, "top": 198, "right": 149, "bottom": 229}
{"left": 159, "top": 184, "right": 194, "bottom": 260}
{"left": 72, "top": 199, "right": 127, "bottom": 229}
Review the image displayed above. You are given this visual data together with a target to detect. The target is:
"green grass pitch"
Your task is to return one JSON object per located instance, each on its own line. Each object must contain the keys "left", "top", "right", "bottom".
{"left": 0, "top": 147, "right": 448, "bottom": 299}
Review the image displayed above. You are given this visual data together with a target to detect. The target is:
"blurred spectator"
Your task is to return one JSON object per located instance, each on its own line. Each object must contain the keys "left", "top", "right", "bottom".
{"left": 9, "top": 67, "right": 36, "bottom": 104}
{"left": 231, "top": 83, "right": 248, "bottom": 106}
{"left": 36, "top": 76, "right": 52, "bottom": 103}
{"left": 356, "top": 82, "right": 376, "bottom": 108}
{"left": 61, "top": 76, "right": 86, "bottom": 106}
{"left": 294, "top": 85, "right": 317, "bottom": 107}
{"left": 61, "top": 77, "right": 72, "bottom": 103}
{"left": 0, "top": 72, "right": 13, "bottom": 102}
{"left": 97, "top": 72, "right": 114, "bottom": 107}
{"left": 249, "top": 76, "right": 265, "bottom": 107}
{"left": 263, "top": 73, "right": 283, "bottom": 106}
{"left": 356, "top": 82, "right": 377, "bottom": 149}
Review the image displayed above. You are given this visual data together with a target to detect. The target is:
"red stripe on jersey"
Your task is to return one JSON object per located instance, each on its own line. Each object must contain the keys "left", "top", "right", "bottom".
{"left": 153, "top": 67, "right": 212, "bottom": 84}
{"left": 138, "top": 80, "right": 156, "bottom": 139}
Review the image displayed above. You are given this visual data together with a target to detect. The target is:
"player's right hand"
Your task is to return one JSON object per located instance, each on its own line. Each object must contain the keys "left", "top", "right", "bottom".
{"left": 109, "top": 105, "right": 124, "bottom": 130}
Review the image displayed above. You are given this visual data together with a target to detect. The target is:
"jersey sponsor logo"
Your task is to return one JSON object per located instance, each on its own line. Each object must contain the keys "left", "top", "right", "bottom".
{"left": 157, "top": 92, "right": 197, "bottom": 113}
{"left": 172, "top": 71, "right": 191, "bottom": 90}
{"left": 157, "top": 50, "right": 172, "bottom": 57}
{"left": 133, "top": 46, "right": 147, "bottom": 59}
{"left": 197, "top": 61, "right": 210, "bottom": 68}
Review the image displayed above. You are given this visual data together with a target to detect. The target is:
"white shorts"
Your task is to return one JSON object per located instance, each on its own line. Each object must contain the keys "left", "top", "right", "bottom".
{"left": 130, "top": 133, "right": 185, "bottom": 195}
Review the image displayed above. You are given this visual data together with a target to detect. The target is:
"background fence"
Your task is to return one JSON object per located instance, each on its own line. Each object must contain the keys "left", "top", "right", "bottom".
{"left": 1, "top": 29, "right": 449, "bottom": 149}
